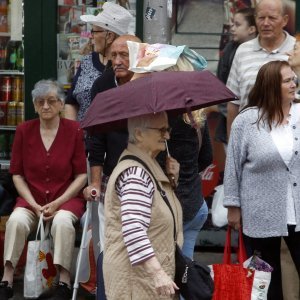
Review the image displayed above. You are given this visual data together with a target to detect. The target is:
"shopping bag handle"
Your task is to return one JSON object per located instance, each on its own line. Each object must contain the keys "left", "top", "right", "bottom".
{"left": 223, "top": 227, "right": 247, "bottom": 265}
{"left": 35, "top": 213, "right": 51, "bottom": 242}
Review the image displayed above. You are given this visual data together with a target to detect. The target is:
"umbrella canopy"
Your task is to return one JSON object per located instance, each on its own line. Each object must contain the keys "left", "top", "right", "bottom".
{"left": 81, "top": 70, "right": 237, "bottom": 133}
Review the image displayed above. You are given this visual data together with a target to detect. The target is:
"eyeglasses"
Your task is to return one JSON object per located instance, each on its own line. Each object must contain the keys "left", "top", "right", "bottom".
{"left": 145, "top": 127, "right": 172, "bottom": 135}
{"left": 91, "top": 29, "right": 107, "bottom": 35}
{"left": 35, "top": 97, "right": 60, "bottom": 107}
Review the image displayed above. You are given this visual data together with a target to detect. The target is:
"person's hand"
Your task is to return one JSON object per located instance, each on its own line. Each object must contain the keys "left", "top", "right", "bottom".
{"left": 151, "top": 269, "right": 179, "bottom": 297}
{"left": 83, "top": 185, "right": 100, "bottom": 201}
{"left": 166, "top": 156, "right": 180, "bottom": 187}
{"left": 227, "top": 206, "right": 241, "bottom": 230}
{"left": 41, "top": 201, "right": 60, "bottom": 221}
{"left": 32, "top": 203, "right": 43, "bottom": 218}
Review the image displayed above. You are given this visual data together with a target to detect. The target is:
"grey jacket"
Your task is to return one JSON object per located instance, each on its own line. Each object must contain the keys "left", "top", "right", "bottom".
{"left": 224, "top": 105, "right": 300, "bottom": 238}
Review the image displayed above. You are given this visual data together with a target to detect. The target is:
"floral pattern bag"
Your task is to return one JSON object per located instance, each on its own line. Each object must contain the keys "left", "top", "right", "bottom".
{"left": 24, "top": 213, "right": 57, "bottom": 298}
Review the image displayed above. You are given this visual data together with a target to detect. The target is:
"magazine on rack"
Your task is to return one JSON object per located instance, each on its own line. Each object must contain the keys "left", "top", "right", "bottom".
{"left": 58, "top": 5, "right": 86, "bottom": 34}
{"left": 57, "top": 33, "right": 81, "bottom": 85}
{"left": 57, "top": 32, "right": 91, "bottom": 85}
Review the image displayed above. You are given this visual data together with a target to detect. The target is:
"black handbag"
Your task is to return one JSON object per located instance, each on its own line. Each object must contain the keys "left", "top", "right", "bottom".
{"left": 121, "top": 155, "right": 214, "bottom": 300}
{"left": 174, "top": 244, "right": 214, "bottom": 300}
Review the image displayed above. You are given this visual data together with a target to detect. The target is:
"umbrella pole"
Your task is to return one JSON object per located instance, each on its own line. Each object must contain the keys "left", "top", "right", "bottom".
{"left": 72, "top": 200, "right": 92, "bottom": 300}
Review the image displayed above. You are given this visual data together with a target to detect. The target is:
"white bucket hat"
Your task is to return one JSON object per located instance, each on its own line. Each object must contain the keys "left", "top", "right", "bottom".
{"left": 80, "top": 2, "right": 133, "bottom": 36}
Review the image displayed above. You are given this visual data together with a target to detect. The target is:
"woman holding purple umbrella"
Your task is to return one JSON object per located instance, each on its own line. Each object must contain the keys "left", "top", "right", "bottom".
{"left": 103, "top": 112, "right": 183, "bottom": 299}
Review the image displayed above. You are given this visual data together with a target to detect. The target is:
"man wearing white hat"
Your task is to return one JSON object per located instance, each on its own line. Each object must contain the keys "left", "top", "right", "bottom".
{"left": 64, "top": 2, "right": 133, "bottom": 121}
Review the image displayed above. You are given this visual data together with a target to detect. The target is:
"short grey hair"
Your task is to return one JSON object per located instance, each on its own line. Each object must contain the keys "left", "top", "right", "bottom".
{"left": 128, "top": 112, "right": 167, "bottom": 143}
{"left": 31, "top": 79, "right": 65, "bottom": 103}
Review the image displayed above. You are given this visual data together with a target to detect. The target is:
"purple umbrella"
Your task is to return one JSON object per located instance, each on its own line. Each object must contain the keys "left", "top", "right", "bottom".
{"left": 81, "top": 70, "right": 237, "bottom": 133}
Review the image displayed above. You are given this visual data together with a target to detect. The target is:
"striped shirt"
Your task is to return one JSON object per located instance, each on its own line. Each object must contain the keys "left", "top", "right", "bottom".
{"left": 116, "top": 166, "right": 155, "bottom": 266}
{"left": 227, "top": 32, "right": 295, "bottom": 110}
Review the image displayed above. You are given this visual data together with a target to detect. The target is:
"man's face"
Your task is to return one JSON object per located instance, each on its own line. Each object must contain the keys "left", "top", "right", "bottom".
{"left": 255, "top": 0, "right": 288, "bottom": 43}
{"left": 110, "top": 39, "right": 133, "bottom": 84}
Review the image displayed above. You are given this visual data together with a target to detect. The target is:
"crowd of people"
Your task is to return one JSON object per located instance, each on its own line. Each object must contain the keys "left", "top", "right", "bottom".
{"left": 1, "top": 0, "right": 300, "bottom": 299}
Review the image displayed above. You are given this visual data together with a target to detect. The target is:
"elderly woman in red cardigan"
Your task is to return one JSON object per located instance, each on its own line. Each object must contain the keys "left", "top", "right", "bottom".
{"left": 0, "top": 79, "right": 87, "bottom": 300}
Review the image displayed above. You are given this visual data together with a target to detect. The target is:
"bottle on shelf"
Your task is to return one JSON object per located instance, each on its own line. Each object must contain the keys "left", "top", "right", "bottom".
{"left": 0, "top": 38, "right": 7, "bottom": 69}
{"left": 0, "top": 131, "right": 8, "bottom": 159}
{"left": 16, "top": 41, "right": 24, "bottom": 72}
{"left": 5, "top": 40, "right": 18, "bottom": 70}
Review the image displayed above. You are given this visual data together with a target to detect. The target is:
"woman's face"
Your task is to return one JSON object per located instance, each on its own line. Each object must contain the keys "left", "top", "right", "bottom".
{"left": 231, "top": 13, "right": 255, "bottom": 43}
{"left": 288, "top": 42, "right": 300, "bottom": 72}
{"left": 91, "top": 25, "right": 109, "bottom": 53}
{"left": 34, "top": 92, "right": 63, "bottom": 121}
{"left": 281, "top": 65, "right": 297, "bottom": 105}
{"left": 137, "top": 113, "right": 170, "bottom": 158}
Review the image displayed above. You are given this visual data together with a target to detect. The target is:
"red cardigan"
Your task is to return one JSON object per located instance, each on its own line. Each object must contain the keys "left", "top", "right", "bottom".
{"left": 10, "top": 118, "right": 87, "bottom": 218}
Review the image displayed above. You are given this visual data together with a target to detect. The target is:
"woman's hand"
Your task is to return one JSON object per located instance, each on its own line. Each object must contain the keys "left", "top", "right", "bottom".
{"left": 142, "top": 256, "right": 178, "bottom": 296}
{"left": 151, "top": 269, "right": 179, "bottom": 297}
{"left": 41, "top": 201, "right": 60, "bottom": 221}
{"left": 166, "top": 156, "right": 180, "bottom": 187}
{"left": 227, "top": 206, "right": 241, "bottom": 230}
{"left": 32, "top": 203, "right": 43, "bottom": 218}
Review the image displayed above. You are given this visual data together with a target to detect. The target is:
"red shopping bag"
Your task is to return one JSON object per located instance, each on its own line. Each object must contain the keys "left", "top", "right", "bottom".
{"left": 211, "top": 228, "right": 255, "bottom": 300}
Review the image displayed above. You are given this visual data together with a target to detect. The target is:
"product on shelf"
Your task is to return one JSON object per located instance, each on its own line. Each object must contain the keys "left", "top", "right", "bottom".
{"left": 16, "top": 41, "right": 24, "bottom": 72}
{"left": 1, "top": 75, "right": 11, "bottom": 101}
{"left": 0, "top": 131, "right": 8, "bottom": 159}
{"left": 8, "top": 131, "right": 14, "bottom": 159}
{"left": 0, "top": 38, "right": 7, "bottom": 69}
{"left": 7, "top": 100, "right": 16, "bottom": 126}
{"left": 16, "top": 101, "right": 23, "bottom": 125}
{"left": 5, "top": 40, "right": 22, "bottom": 70}
{"left": 0, "top": 100, "right": 7, "bottom": 124}
{"left": 12, "top": 75, "right": 23, "bottom": 101}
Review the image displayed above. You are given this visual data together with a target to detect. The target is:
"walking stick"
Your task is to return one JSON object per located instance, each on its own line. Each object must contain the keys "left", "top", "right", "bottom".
{"left": 72, "top": 189, "right": 96, "bottom": 300}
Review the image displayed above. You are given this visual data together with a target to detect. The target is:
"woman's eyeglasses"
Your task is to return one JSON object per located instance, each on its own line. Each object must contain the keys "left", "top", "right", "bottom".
{"left": 145, "top": 127, "right": 172, "bottom": 135}
{"left": 91, "top": 29, "right": 107, "bottom": 35}
{"left": 35, "top": 97, "right": 59, "bottom": 107}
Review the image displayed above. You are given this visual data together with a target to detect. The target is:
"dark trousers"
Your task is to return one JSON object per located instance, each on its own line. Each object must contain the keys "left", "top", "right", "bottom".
{"left": 244, "top": 226, "right": 300, "bottom": 300}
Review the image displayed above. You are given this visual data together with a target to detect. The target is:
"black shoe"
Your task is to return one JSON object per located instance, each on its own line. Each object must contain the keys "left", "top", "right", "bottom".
{"left": 0, "top": 281, "right": 13, "bottom": 299}
{"left": 48, "top": 281, "right": 72, "bottom": 300}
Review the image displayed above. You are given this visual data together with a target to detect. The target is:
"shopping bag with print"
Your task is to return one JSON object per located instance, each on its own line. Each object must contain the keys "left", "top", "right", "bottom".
{"left": 24, "top": 213, "right": 57, "bottom": 298}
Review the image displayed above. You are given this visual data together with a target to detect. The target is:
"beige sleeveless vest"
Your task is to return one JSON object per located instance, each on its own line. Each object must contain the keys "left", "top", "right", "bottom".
{"left": 103, "top": 143, "right": 183, "bottom": 300}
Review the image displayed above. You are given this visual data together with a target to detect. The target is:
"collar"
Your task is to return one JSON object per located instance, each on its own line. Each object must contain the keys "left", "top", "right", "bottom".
{"left": 123, "top": 143, "right": 170, "bottom": 183}
{"left": 254, "top": 31, "right": 293, "bottom": 53}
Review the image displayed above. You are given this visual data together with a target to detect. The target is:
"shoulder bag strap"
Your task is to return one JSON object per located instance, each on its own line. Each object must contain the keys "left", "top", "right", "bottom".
{"left": 120, "top": 155, "right": 177, "bottom": 241}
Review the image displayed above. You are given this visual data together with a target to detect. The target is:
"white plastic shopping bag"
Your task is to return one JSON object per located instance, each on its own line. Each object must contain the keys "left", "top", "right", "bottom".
{"left": 24, "top": 213, "right": 57, "bottom": 298}
{"left": 211, "top": 184, "right": 228, "bottom": 227}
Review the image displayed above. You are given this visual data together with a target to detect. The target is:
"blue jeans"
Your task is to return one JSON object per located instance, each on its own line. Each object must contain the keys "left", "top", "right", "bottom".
{"left": 182, "top": 201, "right": 208, "bottom": 260}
